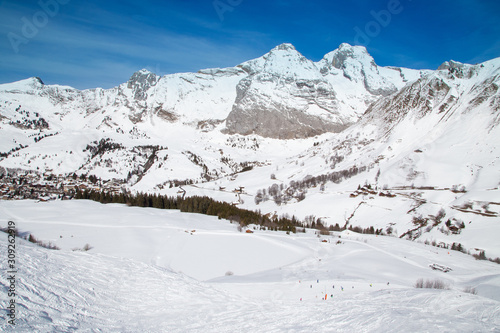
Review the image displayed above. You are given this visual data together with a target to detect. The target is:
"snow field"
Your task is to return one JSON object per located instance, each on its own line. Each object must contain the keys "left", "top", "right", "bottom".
{"left": 1, "top": 200, "right": 500, "bottom": 332}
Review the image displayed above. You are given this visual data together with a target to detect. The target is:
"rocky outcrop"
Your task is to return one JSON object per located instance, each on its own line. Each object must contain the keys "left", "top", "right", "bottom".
{"left": 0, "top": 43, "right": 453, "bottom": 139}
{"left": 127, "top": 69, "right": 159, "bottom": 101}
{"left": 225, "top": 44, "right": 346, "bottom": 138}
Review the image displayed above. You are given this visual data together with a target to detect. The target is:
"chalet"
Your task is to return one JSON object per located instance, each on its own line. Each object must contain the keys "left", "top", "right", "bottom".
{"left": 63, "top": 184, "right": 77, "bottom": 193}
{"left": 78, "top": 184, "right": 88, "bottom": 191}
{"left": 111, "top": 178, "right": 123, "bottom": 185}
{"left": 429, "top": 263, "right": 452, "bottom": 272}
{"left": 233, "top": 186, "right": 245, "bottom": 193}
{"left": 109, "top": 188, "right": 122, "bottom": 195}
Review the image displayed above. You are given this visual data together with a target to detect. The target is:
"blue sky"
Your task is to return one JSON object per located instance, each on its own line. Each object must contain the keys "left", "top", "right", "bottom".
{"left": 1, "top": 0, "right": 499, "bottom": 89}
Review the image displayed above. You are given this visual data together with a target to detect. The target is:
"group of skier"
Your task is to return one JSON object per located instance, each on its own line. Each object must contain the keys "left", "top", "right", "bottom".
{"left": 299, "top": 279, "right": 390, "bottom": 301}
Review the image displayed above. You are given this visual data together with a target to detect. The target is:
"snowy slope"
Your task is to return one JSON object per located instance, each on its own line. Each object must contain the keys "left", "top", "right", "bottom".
{"left": 0, "top": 42, "right": 429, "bottom": 181}
{"left": 0, "top": 43, "right": 427, "bottom": 143}
{"left": 226, "top": 43, "right": 429, "bottom": 138}
{"left": 1, "top": 200, "right": 499, "bottom": 332}
{"left": 1, "top": 46, "right": 499, "bottom": 270}
{"left": 325, "top": 56, "right": 500, "bottom": 191}
{"left": 163, "top": 57, "right": 500, "bottom": 258}
{"left": 316, "top": 43, "right": 430, "bottom": 112}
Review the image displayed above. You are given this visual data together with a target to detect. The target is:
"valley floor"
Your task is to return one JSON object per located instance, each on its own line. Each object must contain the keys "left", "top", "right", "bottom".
{"left": 1, "top": 200, "right": 499, "bottom": 332}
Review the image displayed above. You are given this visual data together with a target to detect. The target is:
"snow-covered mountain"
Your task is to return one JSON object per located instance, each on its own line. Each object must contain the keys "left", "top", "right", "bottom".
{"left": 322, "top": 56, "right": 500, "bottom": 190}
{"left": 0, "top": 42, "right": 432, "bottom": 181}
{"left": 1, "top": 45, "right": 500, "bottom": 332}
{"left": 224, "top": 43, "right": 427, "bottom": 138}
{"left": 0, "top": 44, "right": 497, "bottom": 189}
{"left": 0, "top": 44, "right": 499, "bottom": 258}
{"left": 0, "top": 42, "right": 430, "bottom": 181}
{"left": 0, "top": 43, "right": 428, "bottom": 140}
{"left": 232, "top": 55, "right": 500, "bottom": 256}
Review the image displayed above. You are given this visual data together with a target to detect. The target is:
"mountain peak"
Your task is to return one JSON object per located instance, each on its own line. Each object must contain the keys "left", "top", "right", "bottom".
{"left": 22, "top": 76, "right": 45, "bottom": 87}
{"left": 321, "top": 43, "right": 374, "bottom": 70}
{"left": 338, "top": 42, "right": 367, "bottom": 52}
{"left": 0, "top": 76, "right": 45, "bottom": 92}
{"left": 129, "top": 68, "right": 156, "bottom": 78}
{"left": 316, "top": 44, "right": 408, "bottom": 96}
{"left": 32, "top": 76, "right": 45, "bottom": 85}
{"left": 437, "top": 60, "right": 466, "bottom": 71}
{"left": 127, "top": 69, "right": 159, "bottom": 100}
{"left": 271, "top": 43, "right": 296, "bottom": 52}
{"left": 238, "top": 43, "right": 314, "bottom": 76}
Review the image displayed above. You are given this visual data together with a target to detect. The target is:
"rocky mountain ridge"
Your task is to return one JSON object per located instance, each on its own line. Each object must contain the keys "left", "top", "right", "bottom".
{"left": 0, "top": 44, "right": 498, "bottom": 195}
{"left": 1, "top": 47, "right": 499, "bottom": 258}
{"left": 0, "top": 43, "right": 429, "bottom": 139}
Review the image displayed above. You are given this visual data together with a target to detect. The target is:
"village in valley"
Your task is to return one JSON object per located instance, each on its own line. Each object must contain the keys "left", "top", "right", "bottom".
{"left": 0, "top": 167, "right": 125, "bottom": 201}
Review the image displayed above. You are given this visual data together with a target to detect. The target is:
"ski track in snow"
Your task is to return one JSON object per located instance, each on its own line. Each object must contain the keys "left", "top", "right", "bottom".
{"left": 1, "top": 237, "right": 500, "bottom": 333}
{"left": 0, "top": 45, "right": 500, "bottom": 332}
{"left": 1, "top": 200, "right": 500, "bottom": 332}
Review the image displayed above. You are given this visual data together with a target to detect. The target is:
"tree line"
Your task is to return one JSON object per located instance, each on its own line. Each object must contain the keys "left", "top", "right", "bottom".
{"left": 256, "top": 164, "right": 370, "bottom": 205}
{"left": 75, "top": 190, "right": 300, "bottom": 233}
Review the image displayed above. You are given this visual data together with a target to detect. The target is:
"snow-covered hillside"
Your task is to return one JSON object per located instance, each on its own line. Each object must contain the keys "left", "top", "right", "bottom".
{"left": 1, "top": 200, "right": 499, "bottom": 332}
{"left": 0, "top": 43, "right": 430, "bottom": 183}
{"left": 154, "top": 56, "right": 500, "bottom": 258}
{"left": 225, "top": 43, "right": 424, "bottom": 138}
{"left": 1, "top": 44, "right": 499, "bottom": 304}
{"left": 0, "top": 43, "right": 427, "bottom": 144}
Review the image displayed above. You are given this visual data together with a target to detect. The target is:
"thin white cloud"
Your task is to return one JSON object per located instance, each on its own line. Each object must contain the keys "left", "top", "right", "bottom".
{"left": 2, "top": 16, "right": 266, "bottom": 89}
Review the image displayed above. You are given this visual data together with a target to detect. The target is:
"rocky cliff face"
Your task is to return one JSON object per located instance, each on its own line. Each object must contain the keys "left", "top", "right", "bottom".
{"left": 127, "top": 69, "right": 160, "bottom": 101}
{"left": 361, "top": 58, "right": 500, "bottom": 132}
{"left": 225, "top": 44, "right": 344, "bottom": 138}
{"left": 224, "top": 43, "right": 428, "bottom": 138}
{"left": 1, "top": 43, "right": 431, "bottom": 139}
{"left": 0, "top": 47, "right": 499, "bottom": 192}
{"left": 0, "top": 43, "right": 458, "bottom": 140}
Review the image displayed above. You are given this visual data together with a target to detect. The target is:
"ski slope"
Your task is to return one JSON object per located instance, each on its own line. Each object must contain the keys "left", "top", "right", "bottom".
{"left": 1, "top": 200, "right": 499, "bottom": 332}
